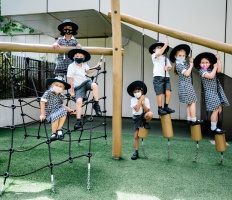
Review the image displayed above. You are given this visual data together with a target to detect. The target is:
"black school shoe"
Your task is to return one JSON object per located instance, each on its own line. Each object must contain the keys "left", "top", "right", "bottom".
{"left": 131, "top": 152, "right": 139, "bottom": 160}
{"left": 164, "top": 107, "right": 175, "bottom": 114}
{"left": 158, "top": 108, "right": 167, "bottom": 116}
{"left": 50, "top": 133, "right": 57, "bottom": 141}
{"left": 57, "top": 129, "right": 64, "bottom": 140}
{"left": 211, "top": 128, "right": 226, "bottom": 134}
{"left": 143, "top": 122, "right": 151, "bottom": 129}
{"left": 74, "top": 120, "right": 83, "bottom": 130}
{"left": 93, "top": 103, "right": 102, "bottom": 116}
{"left": 190, "top": 120, "right": 204, "bottom": 126}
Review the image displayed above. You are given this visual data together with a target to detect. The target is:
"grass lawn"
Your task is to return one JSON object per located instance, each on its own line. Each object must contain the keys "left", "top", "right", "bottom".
{"left": 0, "top": 127, "right": 232, "bottom": 200}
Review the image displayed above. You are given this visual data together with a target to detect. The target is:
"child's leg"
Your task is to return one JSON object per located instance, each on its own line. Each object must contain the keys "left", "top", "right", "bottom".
{"left": 91, "top": 83, "right": 98, "bottom": 101}
{"left": 144, "top": 112, "right": 153, "bottom": 122}
{"left": 165, "top": 90, "right": 171, "bottom": 104}
{"left": 76, "top": 97, "right": 83, "bottom": 119}
{"left": 189, "top": 102, "right": 196, "bottom": 118}
{"left": 51, "top": 120, "right": 59, "bottom": 134}
{"left": 157, "top": 94, "right": 163, "bottom": 107}
{"left": 134, "top": 130, "right": 139, "bottom": 151}
{"left": 57, "top": 115, "right": 67, "bottom": 129}
{"left": 210, "top": 108, "right": 225, "bottom": 133}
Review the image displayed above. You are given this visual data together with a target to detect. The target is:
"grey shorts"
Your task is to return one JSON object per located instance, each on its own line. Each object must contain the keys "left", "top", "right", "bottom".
{"left": 153, "top": 76, "right": 171, "bottom": 95}
{"left": 74, "top": 80, "right": 92, "bottom": 101}
{"left": 132, "top": 113, "right": 145, "bottom": 131}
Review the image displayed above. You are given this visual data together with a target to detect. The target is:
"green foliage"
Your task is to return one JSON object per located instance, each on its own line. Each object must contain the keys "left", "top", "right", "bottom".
{"left": 0, "top": 0, "right": 34, "bottom": 36}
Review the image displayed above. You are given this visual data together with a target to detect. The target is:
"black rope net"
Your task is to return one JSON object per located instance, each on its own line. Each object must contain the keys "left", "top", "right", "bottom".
{"left": 0, "top": 54, "right": 107, "bottom": 195}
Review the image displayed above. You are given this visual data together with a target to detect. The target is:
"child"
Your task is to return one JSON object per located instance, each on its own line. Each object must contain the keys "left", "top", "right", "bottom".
{"left": 67, "top": 48, "right": 102, "bottom": 130}
{"left": 169, "top": 44, "right": 203, "bottom": 125}
{"left": 127, "top": 80, "right": 154, "bottom": 160}
{"left": 194, "top": 52, "right": 230, "bottom": 133}
{"left": 149, "top": 40, "right": 175, "bottom": 115}
{"left": 53, "top": 19, "right": 82, "bottom": 76}
{"left": 40, "top": 76, "right": 74, "bottom": 141}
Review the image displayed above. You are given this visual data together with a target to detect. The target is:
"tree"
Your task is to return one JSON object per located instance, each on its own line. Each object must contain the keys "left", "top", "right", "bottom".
{"left": 0, "top": 0, "right": 34, "bottom": 36}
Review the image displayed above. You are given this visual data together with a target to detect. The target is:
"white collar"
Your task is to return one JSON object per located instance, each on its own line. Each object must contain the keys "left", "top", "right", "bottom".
{"left": 62, "top": 35, "right": 75, "bottom": 40}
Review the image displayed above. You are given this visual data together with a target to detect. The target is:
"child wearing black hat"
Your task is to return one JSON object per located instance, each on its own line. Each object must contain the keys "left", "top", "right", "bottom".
{"left": 67, "top": 48, "right": 102, "bottom": 130}
{"left": 53, "top": 19, "right": 82, "bottom": 76}
{"left": 127, "top": 81, "right": 153, "bottom": 160}
{"left": 40, "top": 76, "right": 74, "bottom": 141}
{"left": 194, "top": 52, "right": 229, "bottom": 134}
{"left": 149, "top": 40, "right": 175, "bottom": 116}
{"left": 169, "top": 44, "right": 203, "bottom": 125}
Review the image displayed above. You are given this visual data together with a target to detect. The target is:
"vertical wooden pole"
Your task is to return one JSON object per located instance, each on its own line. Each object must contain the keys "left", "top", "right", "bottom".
{"left": 111, "top": 0, "right": 122, "bottom": 159}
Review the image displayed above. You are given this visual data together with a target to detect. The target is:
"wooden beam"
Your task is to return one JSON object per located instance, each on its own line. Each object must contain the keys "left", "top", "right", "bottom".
{"left": 108, "top": 12, "right": 232, "bottom": 55}
{"left": 0, "top": 42, "right": 124, "bottom": 55}
{"left": 111, "top": 0, "right": 122, "bottom": 159}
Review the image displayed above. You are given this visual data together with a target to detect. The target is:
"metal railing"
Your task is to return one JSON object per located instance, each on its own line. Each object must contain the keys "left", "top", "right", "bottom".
{"left": 0, "top": 54, "right": 55, "bottom": 99}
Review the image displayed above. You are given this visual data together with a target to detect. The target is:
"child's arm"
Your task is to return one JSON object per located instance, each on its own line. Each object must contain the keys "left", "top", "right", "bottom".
{"left": 52, "top": 39, "right": 60, "bottom": 50}
{"left": 203, "top": 65, "right": 218, "bottom": 79}
{"left": 215, "top": 53, "right": 222, "bottom": 73}
{"left": 141, "top": 98, "right": 150, "bottom": 113}
{"left": 68, "top": 77, "right": 75, "bottom": 98}
{"left": 86, "top": 61, "right": 102, "bottom": 74}
{"left": 155, "top": 40, "right": 169, "bottom": 58}
{"left": 40, "top": 101, "right": 46, "bottom": 122}
{"left": 133, "top": 95, "right": 145, "bottom": 112}
{"left": 183, "top": 57, "right": 194, "bottom": 77}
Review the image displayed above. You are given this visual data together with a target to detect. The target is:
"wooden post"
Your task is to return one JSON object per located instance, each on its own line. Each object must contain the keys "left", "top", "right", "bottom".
{"left": 111, "top": 0, "right": 123, "bottom": 159}
{"left": 108, "top": 12, "right": 232, "bottom": 55}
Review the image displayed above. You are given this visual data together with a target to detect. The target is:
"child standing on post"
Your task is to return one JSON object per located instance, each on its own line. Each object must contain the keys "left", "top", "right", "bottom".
{"left": 169, "top": 44, "right": 203, "bottom": 125}
{"left": 53, "top": 19, "right": 82, "bottom": 76}
{"left": 127, "top": 81, "right": 153, "bottom": 160}
{"left": 194, "top": 52, "right": 229, "bottom": 133}
{"left": 149, "top": 40, "right": 175, "bottom": 116}
{"left": 40, "top": 76, "right": 74, "bottom": 141}
{"left": 67, "top": 48, "right": 102, "bottom": 130}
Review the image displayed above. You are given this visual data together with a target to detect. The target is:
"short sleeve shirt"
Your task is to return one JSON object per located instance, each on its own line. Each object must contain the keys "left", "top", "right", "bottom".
{"left": 152, "top": 53, "right": 171, "bottom": 77}
{"left": 67, "top": 62, "right": 90, "bottom": 87}
{"left": 130, "top": 97, "right": 150, "bottom": 115}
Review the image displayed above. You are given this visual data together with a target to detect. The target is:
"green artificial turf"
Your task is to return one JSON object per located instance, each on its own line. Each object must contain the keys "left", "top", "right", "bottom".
{"left": 0, "top": 127, "right": 232, "bottom": 200}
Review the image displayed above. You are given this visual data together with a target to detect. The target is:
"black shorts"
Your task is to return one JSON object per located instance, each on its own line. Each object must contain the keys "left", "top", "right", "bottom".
{"left": 153, "top": 76, "right": 171, "bottom": 95}
{"left": 74, "top": 80, "right": 92, "bottom": 101}
{"left": 132, "top": 113, "right": 145, "bottom": 131}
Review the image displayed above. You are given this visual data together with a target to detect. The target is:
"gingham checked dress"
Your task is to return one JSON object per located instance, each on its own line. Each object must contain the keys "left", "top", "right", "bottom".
{"left": 199, "top": 68, "right": 230, "bottom": 111}
{"left": 176, "top": 63, "right": 197, "bottom": 104}
{"left": 41, "top": 89, "right": 67, "bottom": 124}
{"left": 54, "top": 36, "right": 78, "bottom": 76}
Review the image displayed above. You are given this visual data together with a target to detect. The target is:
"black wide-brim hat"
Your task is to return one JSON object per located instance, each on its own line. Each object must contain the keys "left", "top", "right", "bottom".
{"left": 127, "top": 80, "right": 147, "bottom": 97}
{"left": 169, "top": 44, "right": 191, "bottom": 63}
{"left": 149, "top": 42, "right": 169, "bottom": 54}
{"left": 68, "top": 48, "right": 91, "bottom": 62}
{"left": 47, "top": 76, "right": 71, "bottom": 90}
{"left": 194, "top": 52, "right": 217, "bottom": 69}
{"left": 58, "top": 19, "right": 78, "bottom": 32}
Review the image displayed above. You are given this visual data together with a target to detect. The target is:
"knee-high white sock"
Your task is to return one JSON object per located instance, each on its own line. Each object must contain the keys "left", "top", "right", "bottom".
{"left": 211, "top": 122, "right": 217, "bottom": 131}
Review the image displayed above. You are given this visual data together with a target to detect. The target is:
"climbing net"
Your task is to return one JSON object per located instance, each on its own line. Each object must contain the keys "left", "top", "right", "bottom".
{"left": 0, "top": 53, "right": 107, "bottom": 195}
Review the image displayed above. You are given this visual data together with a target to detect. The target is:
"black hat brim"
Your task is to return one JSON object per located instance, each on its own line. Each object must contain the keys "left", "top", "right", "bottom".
{"left": 149, "top": 42, "right": 169, "bottom": 54}
{"left": 47, "top": 78, "right": 71, "bottom": 90}
{"left": 58, "top": 21, "right": 78, "bottom": 32}
{"left": 169, "top": 44, "right": 191, "bottom": 63}
{"left": 127, "top": 80, "right": 147, "bottom": 97}
{"left": 68, "top": 49, "right": 91, "bottom": 62}
{"left": 194, "top": 52, "right": 217, "bottom": 69}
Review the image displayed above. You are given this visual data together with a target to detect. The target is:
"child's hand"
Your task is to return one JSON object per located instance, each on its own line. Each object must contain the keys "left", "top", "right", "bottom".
{"left": 52, "top": 42, "right": 60, "bottom": 50}
{"left": 76, "top": 43, "right": 82, "bottom": 48}
{"left": 215, "top": 53, "right": 220, "bottom": 60}
{"left": 40, "top": 114, "right": 46, "bottom": 122}
{"left": 140, "top": 95, "right": 145, "bottom": 102}
{"left": 70, "top": 92, "right": 75, "bottom": 98}
{"left": 164, "top": 40, "right": 169, "bottom": 46}
{"left": 67, "top": 108, "right": 74, "bottom": 113}
{"left": 164, "top": 66, "right": 171, "bottom": 71}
